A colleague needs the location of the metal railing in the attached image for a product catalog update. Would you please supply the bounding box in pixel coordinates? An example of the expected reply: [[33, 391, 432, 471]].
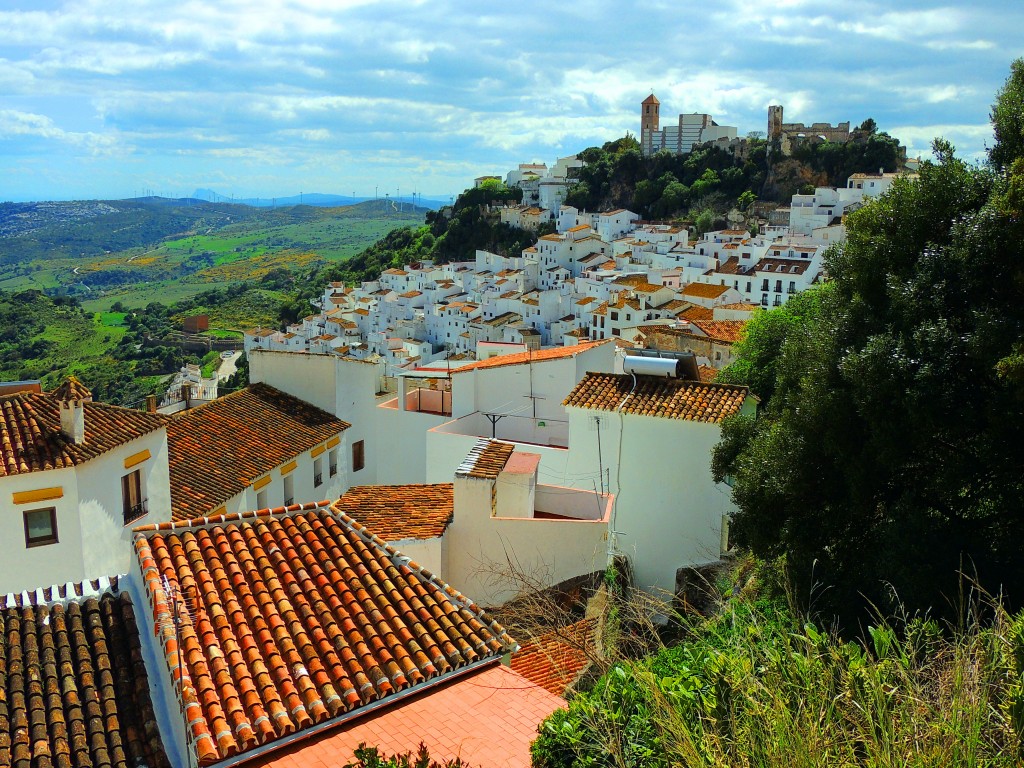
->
[[124, 500, 148, 526]]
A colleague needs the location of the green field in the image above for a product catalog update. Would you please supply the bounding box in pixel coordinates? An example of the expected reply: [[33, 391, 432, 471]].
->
[[0, 199, 424, 310]]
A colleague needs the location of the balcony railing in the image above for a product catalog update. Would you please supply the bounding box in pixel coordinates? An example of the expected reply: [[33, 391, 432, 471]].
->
[[123, 500, 148, 526]]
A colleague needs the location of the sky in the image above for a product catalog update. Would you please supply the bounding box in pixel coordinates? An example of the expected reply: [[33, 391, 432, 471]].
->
[[1, 0, 1022, 203]]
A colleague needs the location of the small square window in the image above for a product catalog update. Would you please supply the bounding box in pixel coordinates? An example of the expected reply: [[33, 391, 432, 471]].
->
[[353, 440, 365, 472], [24, 507, 58, 548]]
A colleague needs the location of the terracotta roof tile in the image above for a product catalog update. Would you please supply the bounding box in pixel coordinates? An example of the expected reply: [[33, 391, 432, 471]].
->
[[511, 619, 596, 696], [51, 375, 92, 401], [332, 484, 454, 541], [677, 305, 713, 322], [167, 383, 349, 520], [0, 392, 169, 477], [0, 590, 170, 768], [563, 373, 750, 423], [698, 364, 718, 383], [681, 282, 730, 299], [133, 505, 515, 765], [690, 319, 747, 343], [450, 340, 610, 373], [455, 439, 515, 479]]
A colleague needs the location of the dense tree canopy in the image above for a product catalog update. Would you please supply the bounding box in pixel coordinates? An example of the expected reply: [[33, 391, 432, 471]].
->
[[713, 61, 1024, 624]]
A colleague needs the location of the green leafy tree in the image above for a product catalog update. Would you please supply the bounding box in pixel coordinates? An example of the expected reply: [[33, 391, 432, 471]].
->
[[712, 61, 1024, 624]]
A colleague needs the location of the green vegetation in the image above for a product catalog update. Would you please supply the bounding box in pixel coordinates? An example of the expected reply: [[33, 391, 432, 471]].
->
[[711, 61, 1024, 625], [561, 125, 902, 226], [532, 559, 1024, 767], [343, 745, 468, 768], [0, 199, 423, 309]]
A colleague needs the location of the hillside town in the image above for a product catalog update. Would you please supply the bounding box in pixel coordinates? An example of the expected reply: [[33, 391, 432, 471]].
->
[[244, 100, 914, 377], [0, 98, 920, 768]]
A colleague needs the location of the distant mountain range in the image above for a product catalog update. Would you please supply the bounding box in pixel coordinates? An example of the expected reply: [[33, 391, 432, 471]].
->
[[191, 188, 451, 210]]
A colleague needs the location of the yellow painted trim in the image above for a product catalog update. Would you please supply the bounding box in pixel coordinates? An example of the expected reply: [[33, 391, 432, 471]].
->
[[280, 460, 297, 476], [311, 444, 326, 458], [253, 476, 271, 491], [326, 436, 341, 449], [13, 487, 64, 505], [212, 506, 226, 516], [123, 449, 152, 469]]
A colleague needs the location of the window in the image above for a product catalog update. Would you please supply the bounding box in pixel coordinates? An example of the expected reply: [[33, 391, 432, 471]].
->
[[314, 456, 323, 488], [24, 507, 58, 548], [122, 469, 147, 525], [256, 489, 268, 509], [610, 311, 618, 321], [761, 294, 769, 306], [283, 475, 294, 506], [329, 448, 338, 477], [773, 295, 782, 306], [745, 281, 751, 293], [789, 281, 797, 294], [775, 280, 783, 293], [761, 279, 769, 291], [353, 440, 365, 472]]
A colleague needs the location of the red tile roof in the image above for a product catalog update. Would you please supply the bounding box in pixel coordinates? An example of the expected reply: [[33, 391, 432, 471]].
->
[[456, 439, 515, 479], [677, 305, 713, 322], [511, 618, 596, 696], [450, 340, 611, 373], [681, 282, 730, 299], [0, 589, 170, 768], [332, 484, 454, 541], [690, 319, 747, 344], [0, 391, 169, 477], [244, 664, 563, 768], [51, 375, 93, 401], [133, 504, 515, 765], [167, 383, 350, 520], [563, 373, 751, 423]]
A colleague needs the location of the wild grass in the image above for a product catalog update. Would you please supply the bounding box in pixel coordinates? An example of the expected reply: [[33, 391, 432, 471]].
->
[[532, 560, 1024, 768]]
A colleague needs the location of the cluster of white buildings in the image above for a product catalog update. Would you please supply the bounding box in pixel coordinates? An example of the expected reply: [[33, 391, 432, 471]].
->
[[245, 195, 867, 376]]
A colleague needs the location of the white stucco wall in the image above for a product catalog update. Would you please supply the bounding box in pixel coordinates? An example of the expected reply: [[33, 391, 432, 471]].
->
[[446, 476, 610, 606], [250, 350, 382, 487], [564, 404, 745, 594], [0, 428, 172, 594], [77, 430, 172, 579], [1, 466, 84, 594]]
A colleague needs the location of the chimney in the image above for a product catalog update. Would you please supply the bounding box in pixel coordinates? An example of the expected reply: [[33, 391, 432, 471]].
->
[[53, 376, 92, 445], [146, 394, 157, 413]]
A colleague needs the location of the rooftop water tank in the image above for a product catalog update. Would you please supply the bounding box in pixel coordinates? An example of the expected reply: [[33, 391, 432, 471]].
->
[[622, 355, 681, 378]]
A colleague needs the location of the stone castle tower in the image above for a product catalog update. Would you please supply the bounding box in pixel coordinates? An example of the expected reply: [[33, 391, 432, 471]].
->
[[768, 105, 783, 140], [641, 93, 660, 154]]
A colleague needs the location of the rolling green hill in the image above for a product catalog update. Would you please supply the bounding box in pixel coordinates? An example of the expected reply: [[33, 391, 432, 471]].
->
[[0, 198, 424, 309]]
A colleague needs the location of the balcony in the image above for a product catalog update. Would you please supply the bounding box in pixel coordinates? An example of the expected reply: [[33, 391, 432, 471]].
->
[[123, 500, 148, 526]]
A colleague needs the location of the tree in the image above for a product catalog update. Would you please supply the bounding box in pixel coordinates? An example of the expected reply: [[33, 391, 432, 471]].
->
[[990, 59, 1024, 170], [713, 61, 1024, 625]]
